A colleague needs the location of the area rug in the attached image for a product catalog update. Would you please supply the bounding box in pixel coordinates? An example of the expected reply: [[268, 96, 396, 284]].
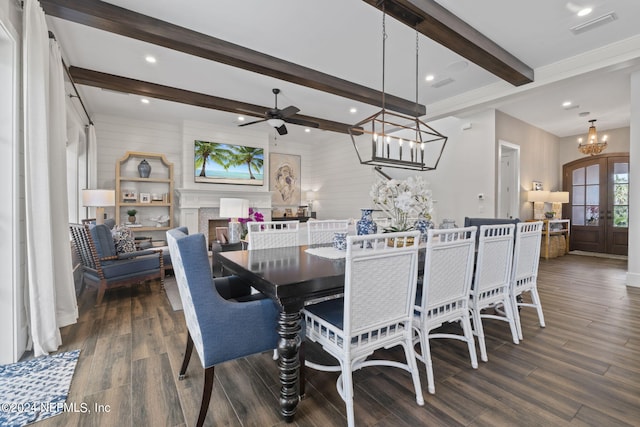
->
[[0, 349, 80, 426], [164, 276, 183, 311]]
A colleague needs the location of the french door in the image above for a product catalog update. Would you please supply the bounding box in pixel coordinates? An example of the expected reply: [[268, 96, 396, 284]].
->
[[563, 153, 629, 255]]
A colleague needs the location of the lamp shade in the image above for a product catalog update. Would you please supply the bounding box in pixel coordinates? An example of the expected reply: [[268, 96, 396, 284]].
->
[[82, 189, 115, 207], [527, 190, 549, 203], [547, 191, 569, 203], [219, 198, 249, 219]]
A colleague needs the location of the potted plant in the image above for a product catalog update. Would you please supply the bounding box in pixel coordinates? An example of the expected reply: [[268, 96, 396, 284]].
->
[[127, 209, 138, 223], [545, 211, 555, 219]]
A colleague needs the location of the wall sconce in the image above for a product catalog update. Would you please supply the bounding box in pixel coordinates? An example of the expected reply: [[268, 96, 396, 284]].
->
[[219, 198, 249, 244], [527, 190, 550, 220], [82, 189, 115, 225], [547, 191, 569, 219]]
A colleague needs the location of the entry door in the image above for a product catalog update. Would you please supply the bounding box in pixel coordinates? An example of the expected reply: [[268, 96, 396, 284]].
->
[[563, 153, 629, 255]]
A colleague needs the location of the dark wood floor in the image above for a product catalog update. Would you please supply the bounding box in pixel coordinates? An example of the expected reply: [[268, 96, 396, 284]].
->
[[38, 254, 639, 427]]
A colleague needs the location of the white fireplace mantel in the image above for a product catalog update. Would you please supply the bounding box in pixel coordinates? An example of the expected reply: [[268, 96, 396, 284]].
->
[[175, 188, 273, 236], [175, 188, 273, 209]]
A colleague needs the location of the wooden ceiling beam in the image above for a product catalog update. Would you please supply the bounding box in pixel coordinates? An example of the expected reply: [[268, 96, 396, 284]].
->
[[41, 0, 425, 117], [362, 0, 534, 86], [68, 67, 359, 135]]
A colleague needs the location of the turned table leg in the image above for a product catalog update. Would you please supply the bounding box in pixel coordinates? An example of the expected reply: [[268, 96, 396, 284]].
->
[[277, 308, 302, 422]]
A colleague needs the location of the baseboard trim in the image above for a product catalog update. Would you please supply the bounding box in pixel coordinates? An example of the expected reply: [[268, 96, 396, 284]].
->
[[626, 272, 640, 288]]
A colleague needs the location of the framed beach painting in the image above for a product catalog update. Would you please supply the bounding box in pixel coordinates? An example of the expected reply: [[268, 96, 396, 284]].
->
[[194, 140, 264, 185], [270, 153, 301, 207]]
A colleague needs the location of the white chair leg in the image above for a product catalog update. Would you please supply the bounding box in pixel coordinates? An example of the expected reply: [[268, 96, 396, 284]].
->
[[511, 292, 524, 341], [502, 297, 520, 345], [530, 287, 546, 328], [471, 308, 488, 362], [403, 340, 424, 405], [341, 368, 356, 427], [420, 335, 435, 394], [272, 348, 278, 360], [461, 315, 478, 369]]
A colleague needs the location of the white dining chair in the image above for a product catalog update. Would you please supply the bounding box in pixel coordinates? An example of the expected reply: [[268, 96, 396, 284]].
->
[[247, 220, 299, 250], [510, 221, 545, 340], [469, 223, 518, 362], [307, 219, 350, 245], [303, 231, 424, 427], [413, 226, 478, 394]]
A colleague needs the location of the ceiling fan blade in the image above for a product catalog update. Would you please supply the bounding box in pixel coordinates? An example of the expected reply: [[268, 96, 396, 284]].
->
[[279, 106, 300, 118], [276, 124, 288, 135], [284, 117, 320, 128], [238, 118, 267, 127]]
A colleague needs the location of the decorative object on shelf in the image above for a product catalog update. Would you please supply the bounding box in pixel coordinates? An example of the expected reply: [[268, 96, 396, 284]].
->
[[149, 214, 170, 227], [122, 190, 137, 202], [127, 209, 137, 223], [151, 193, 163, 201], [370, 175, 433, 232], [238, 207, 264, 239], [219, 198, 249, 244], [527, 189, 550, 220], [577, 119, 608, 156], [547, 191, 569, 219], [82, 189, 115, 225], [137, 159, 151, 178], [544, 211, 555, 219], [332, 232, 348, 251], [348, 6, 447, 171], [139, 192, 151, 203], [356, 209, 378, 235], [439, 219, 457, 229], [414, 216, 434, 242]]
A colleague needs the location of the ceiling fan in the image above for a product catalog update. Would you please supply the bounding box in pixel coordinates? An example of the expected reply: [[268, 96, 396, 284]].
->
[[239, 88, 318, 135]]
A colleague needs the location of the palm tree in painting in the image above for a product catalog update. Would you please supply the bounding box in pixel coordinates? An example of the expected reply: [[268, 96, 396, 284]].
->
[[194, 141, 232, 177], [228, 146, 264, 180]]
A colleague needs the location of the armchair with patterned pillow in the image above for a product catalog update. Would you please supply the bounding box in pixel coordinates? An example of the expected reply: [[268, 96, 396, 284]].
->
[[70, 223, 165, 305]]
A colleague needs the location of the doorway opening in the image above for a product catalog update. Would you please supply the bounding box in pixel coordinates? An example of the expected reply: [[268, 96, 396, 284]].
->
[[498, 140, 520, 219]]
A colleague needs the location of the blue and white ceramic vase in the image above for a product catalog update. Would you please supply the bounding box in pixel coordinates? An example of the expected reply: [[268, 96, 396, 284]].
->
[[414, 216, 434, 242], [138, 159, 151, 178], [356, 209, 377, 235]]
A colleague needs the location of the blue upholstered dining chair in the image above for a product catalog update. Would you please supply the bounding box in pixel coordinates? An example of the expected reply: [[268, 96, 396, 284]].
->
[[166, 228, 280, 427]]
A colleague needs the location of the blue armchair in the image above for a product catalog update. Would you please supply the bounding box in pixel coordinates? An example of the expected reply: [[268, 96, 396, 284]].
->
[[69, 223, 164, 305], [166, 228, 280, 427]]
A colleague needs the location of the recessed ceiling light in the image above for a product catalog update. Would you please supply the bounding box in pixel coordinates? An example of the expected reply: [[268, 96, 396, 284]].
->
[[425, 74, 435, 82], [577, 7, 592, 17], [237, 116, 245, 122], [145, 55, 157, 64], [141, 98, 150, 104], [562, 101, 572, 107], [349, 107, 357, 114], [305, 128, 311, 133]]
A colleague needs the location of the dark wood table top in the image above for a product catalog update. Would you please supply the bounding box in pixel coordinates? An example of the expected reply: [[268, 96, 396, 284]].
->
[[217, 245, 346, 308]]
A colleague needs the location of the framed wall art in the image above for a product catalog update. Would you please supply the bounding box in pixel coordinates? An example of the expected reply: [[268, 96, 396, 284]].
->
[[270, 153, 301, 207], [194, 140, 264, 185]]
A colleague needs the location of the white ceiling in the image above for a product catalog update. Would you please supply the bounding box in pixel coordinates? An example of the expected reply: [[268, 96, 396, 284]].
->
[[46, 0, 640, 142]]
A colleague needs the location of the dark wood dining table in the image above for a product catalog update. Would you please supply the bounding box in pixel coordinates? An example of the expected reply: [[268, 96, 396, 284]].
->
[[217, 245, 347, 422]]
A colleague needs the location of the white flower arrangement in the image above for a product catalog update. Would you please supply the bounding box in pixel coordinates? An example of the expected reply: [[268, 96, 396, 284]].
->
[[370, 176, 433, 232]]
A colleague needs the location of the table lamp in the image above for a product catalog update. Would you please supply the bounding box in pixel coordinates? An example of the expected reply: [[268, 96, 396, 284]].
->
[[82, 189, 116, 225], [527, 190, 549, 220], [219, 198, 249, 243], [547, 191, 569, 219], [306, 190, 316, 215]]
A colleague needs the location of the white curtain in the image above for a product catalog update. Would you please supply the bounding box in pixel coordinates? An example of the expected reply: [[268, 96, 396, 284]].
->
[[87, 124, 98, 189], [23, 0, 78, 356]]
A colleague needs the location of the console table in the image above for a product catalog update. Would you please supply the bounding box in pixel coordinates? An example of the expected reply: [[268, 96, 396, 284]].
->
[[540, 219, 570, 259]]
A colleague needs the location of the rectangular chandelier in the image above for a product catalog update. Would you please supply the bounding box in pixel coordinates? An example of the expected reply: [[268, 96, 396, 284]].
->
[[349, 109, 448, 171]]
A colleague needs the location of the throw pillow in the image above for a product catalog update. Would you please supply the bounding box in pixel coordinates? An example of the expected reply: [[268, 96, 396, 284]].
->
[[112, 225, 136, 254]]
